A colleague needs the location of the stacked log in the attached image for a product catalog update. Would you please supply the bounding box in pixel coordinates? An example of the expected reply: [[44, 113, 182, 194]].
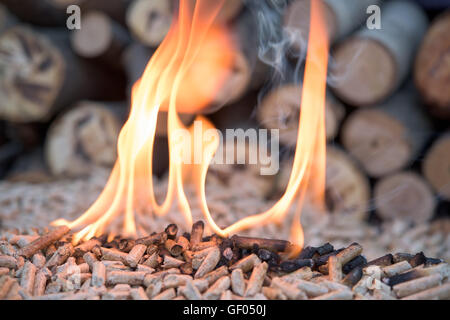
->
[[331, 0, 428, 107], [0, 0, 447, 229], [0, 26, 125, 123], [414, 11, 450, 119]]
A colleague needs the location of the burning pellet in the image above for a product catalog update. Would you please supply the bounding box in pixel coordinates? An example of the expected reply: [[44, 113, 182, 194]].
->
[[74, 238, 102, 257], [367, 254, 394, 267], [190, 221, 204, 247], [180, 263, 193, 275], [143, 252, 161, 269], [45, 245, 57, 259], [136, 232, 167, 246], [118, 239, 136, 253], [17, 226, 70, 258], [280, 259, 314, 273], [180, 280, 202, 300], [130, 287, 149, 300], [231, 235, 290, 252], [83, 252, 98, 271], [192, 241, 216, 251], [106, 271, 146, 286], [153, 288, 176, 300], [92, 261, 106, 287], [408, 252, 427, 267], [271, 277, 307, 300], [313, 250, 341, 267], [0, 255, 17, 269], [342, 255, 367, 274], [382, 260, 412, 277], [298, 246, 318, 259], [262, 287, 287, 300], [203, 276, 230, 300], [45, 243, 74, 268], [294, 279, 329, 297], [165, 224, 178, 240], [401, 282, 450, 300], [20, 261, 37, 294], [125, 244, 147, 268], [341, 266, 363, 288], [165, 239, 183, 256], [195, 247, 220, 279], [231, 269, 245, 296], [328, 256, 343, 282], [230, 254, 261, 273], [316, 243, 334, 256], [162, 255, 185, 269], [393, 273, 443, 298], [100, 247, 128, 263], [393, 253, 414, 264], [0, 276, 15, 299], [336, 243, 363, 265], [33, 270, 48, 296], [177, 236, 190, 252], [313, 289, 353, 300]]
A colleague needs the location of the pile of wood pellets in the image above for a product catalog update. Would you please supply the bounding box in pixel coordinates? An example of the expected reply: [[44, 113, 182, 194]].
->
[[0, 221, 449, 300]]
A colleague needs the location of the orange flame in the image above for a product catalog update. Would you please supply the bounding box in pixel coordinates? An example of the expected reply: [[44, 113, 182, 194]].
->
[[53, 0, 329, 251]]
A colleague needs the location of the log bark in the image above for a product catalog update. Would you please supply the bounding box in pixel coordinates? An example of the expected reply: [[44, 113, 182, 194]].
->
[[70, 11, 131, 70], [276, 145, 370, 221], [374, 171, 436, 223], [422, 132, 450, 201], [257, 84, 345, 147], [44, 100, 126, 177], [415, 11, 450, 119], [331, 0, 428, 107], [284, 0, 382, 53], [126, 0, 173, 47], [0, 26, 125, 122], [341, 83, 432, 178]]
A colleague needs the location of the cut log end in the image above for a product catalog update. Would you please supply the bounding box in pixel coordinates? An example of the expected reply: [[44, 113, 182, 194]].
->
[[126, 0, 172, 47], [341, 109, 410, 178], [331, 38, 396, 107], [415, 11, 450, 118], [423, 133, 450, 200], [257, 85, 345, 147], [71, 11, 114, 58], [0, 26, 64, 122], [324, 147, 370, 221], [374, 172, 436, 223], [45, 101, 122, 177]]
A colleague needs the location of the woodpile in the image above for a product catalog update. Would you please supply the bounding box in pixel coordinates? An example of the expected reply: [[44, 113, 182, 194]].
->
[[0, 222, 448, 300]]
